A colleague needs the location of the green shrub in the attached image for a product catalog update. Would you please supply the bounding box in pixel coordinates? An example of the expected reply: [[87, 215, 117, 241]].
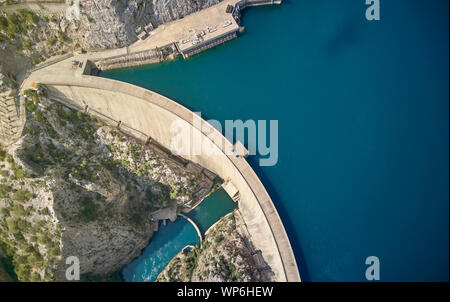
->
[[13, 168, 27, 179], [214, 234, 224, 244], [79, 197, 100, 222], [0, 184, 12, 198], [17, 9, 39, 25], [6, 217, 20, 234], [22, 40, 32, 51], [33, 110, 44, 122], [1, 207, 10, 217], [6, 155, 13, 164], [39, 207, 50, 216], [24, 100, 37, 112], [47, 36, 57, 46], [0, 149, 6, 161], [37, 234, 52, 246], [57, 30, 66, 43], [12, 205, 26, 216], [12, 190, 32, 203], [0, 15, 8, 31]]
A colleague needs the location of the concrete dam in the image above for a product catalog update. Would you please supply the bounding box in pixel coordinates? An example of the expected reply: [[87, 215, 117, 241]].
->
[[1, 0, 300, 282], [17, 56, 300, 282]]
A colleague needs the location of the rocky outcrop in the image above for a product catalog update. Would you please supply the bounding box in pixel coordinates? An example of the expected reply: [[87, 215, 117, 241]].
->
[[61, 0, 223, 49], [0, 89, 214, 281], [157, 210, 273, 282], [50, 0, 221, 49], [0, 0, 223, 77]]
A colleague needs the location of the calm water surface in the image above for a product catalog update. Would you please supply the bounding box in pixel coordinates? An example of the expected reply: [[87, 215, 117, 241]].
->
[[105, 0, 449, 281]]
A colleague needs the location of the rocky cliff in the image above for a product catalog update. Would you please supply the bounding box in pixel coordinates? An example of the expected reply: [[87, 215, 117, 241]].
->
[[0, 0, 223, 77], [80, 0, 223, 49], [0, 88, 215, 281]]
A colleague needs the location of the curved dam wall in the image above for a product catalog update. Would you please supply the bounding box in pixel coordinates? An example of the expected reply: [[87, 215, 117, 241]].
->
[[23, 70, 300, 282]]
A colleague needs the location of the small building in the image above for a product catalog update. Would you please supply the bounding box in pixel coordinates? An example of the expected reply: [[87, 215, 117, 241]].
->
[[137, 31, 148, 40], [144, 23, 154, 33], [135, 26, 144, 35], [222, 180, 240, 202]]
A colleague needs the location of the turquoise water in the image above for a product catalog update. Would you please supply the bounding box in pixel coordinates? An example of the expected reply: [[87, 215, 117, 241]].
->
[[122, 217, 200, 282], [122, 189, 236, 281], [186, 188, 238, 234], [104, 0, 449, 281]]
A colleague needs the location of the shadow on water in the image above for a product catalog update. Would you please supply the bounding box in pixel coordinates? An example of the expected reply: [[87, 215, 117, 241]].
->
[[326, 15, 362, 55], [248, 156, 310, 281]]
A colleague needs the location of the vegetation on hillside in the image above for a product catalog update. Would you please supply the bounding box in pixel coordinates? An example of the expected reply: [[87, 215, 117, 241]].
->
[[0, 87, 213, 281]]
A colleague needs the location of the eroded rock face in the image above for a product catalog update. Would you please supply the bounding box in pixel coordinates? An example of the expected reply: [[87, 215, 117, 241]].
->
[[79, 0, 223, 49], [0, 90, 214, 281], [0, 0, 223, 75]]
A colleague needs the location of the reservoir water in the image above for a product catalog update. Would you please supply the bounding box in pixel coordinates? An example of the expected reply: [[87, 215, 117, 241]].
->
[[104, 0, 449, 281]]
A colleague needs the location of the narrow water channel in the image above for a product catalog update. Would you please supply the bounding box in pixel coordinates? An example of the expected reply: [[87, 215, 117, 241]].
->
[[121, 188, 237, 282]]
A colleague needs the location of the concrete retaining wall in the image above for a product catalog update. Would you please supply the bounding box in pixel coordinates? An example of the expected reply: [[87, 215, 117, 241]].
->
[[180, 31, 238, 59], [25, 72, 300, 282], [238, 0, 282, 9], [94, 49, 164, 71], [0, 93, 25, 146]]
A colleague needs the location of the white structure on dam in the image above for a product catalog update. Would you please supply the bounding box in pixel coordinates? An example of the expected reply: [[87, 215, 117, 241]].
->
[[18, 56, 300, 282]]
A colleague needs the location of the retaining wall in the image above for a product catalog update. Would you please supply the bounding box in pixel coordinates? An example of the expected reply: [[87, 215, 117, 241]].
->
[[0, 92, 25, 146], [180, 31, 238, 59]]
